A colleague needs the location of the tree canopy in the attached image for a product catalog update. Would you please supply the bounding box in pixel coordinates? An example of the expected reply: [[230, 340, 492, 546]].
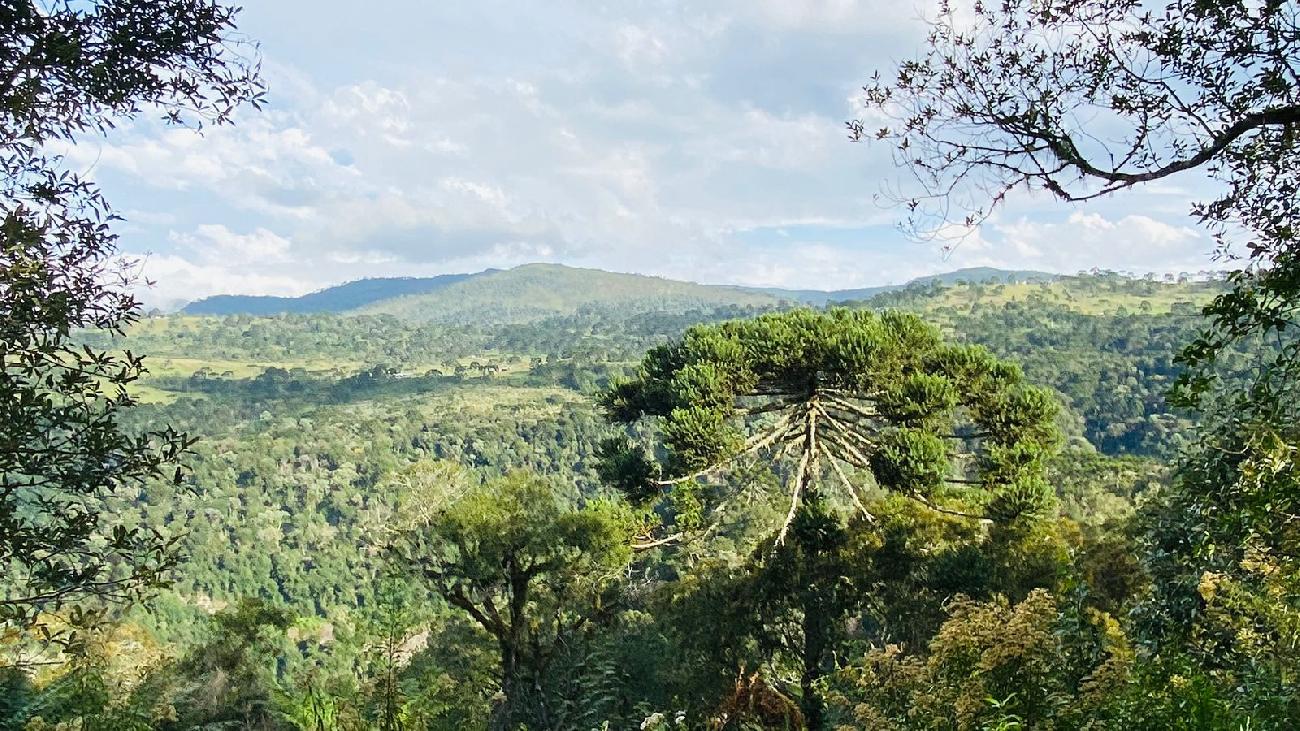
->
[[387, 465, 635, 730], [601, 308, 1061, 541]]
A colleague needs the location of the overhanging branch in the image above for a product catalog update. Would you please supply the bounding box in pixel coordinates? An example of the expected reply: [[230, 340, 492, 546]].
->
[[1033, 105, 1300, 194]]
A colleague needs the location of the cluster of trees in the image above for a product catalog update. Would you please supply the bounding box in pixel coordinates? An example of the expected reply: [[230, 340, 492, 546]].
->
[[0, 297, 1279, 729], [84, 303, 783, 373]]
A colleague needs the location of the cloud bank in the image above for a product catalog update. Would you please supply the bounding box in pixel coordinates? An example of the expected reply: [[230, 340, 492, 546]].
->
[[69, 0, 1222, 308]]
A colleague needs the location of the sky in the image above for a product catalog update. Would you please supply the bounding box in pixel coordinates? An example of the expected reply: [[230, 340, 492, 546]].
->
[[69, 0, 1223, 309]]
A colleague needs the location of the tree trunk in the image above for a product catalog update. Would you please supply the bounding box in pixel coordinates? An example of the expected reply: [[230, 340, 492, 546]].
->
[[490, 676, 525, 731], [490, 647, 524, 731], [796, 495, 831, 731], [800, 605, 827, 730]]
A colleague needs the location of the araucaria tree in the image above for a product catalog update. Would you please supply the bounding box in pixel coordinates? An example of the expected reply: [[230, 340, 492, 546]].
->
[[0, 1, 263, 642], [600, 308, 1059, 727], [601, 308, 1060, 538]]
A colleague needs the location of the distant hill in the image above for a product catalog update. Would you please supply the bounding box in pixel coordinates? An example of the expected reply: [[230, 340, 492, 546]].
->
[[178, 263, 1058, 321], [872, 271, 1224, 316], [354, 263, 784, 323], [181, 272, 482, 315], [756, 267, 1057, 305]]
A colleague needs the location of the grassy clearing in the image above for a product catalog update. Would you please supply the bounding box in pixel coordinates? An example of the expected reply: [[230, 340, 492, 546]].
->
[[128, 383, 186, 405], [138, 356, 414, 379]]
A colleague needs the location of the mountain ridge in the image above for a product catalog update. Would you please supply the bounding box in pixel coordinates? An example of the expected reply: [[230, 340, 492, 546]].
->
[[180, 263, 1057, 319], [353, 263, 784, 324], [754, 266, 1057, 305], [181, 271, 487, 315]]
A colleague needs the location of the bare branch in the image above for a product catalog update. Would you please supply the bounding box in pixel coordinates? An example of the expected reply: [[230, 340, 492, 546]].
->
[[775, 404, 818, 546]]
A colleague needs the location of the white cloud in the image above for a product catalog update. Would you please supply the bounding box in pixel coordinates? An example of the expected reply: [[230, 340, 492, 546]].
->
[[170, 225, 296, 264], [129, 253, 312, 310], [322, 82, 416, 147], [66, 0, 1222, 306], [614, 24, 670, 68], [665, 210, 1211, 292], [985, 213, 1204, 274]]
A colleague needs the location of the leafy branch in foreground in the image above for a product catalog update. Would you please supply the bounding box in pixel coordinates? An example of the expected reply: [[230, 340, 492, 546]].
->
[[854, 0, 1299, 240], [1, 0, 263, 650]]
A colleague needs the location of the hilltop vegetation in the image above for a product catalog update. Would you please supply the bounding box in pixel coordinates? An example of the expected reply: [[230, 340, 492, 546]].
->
[[754, 265, 1057, 305], [354, 264, 783, 323], [181, 264, 784, 320], [107, 272, 1231, 459], [175, 262, 1063, 319]]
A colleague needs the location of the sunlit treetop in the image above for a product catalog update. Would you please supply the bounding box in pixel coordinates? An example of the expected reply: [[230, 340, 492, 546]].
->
[[600, 308, 1061, 545]]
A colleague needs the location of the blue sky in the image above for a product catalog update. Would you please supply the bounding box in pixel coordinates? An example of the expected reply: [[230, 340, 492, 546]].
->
[[69, 1, 1220, 308]]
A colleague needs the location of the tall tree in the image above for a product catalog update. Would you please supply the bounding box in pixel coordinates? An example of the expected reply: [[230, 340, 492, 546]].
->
[[161, 598, 294, 731], [601, 308, 1060, 536], [600, 308, 1060, 726], [0, 1, 263, 644], [387, 464, 635, 730]]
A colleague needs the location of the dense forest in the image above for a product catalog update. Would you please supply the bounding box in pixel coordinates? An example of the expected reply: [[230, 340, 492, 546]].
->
[[6, 270, 1277, 729], [5, 1, 1300, 730]]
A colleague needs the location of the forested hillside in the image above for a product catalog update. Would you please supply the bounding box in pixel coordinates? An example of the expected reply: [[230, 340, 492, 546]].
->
[[175, 263, 1058, 318], [752, 266, 1057, 305], [182, 273, 480, 316], [6, 271, 1261, 729], [352, 264, 783, 323]]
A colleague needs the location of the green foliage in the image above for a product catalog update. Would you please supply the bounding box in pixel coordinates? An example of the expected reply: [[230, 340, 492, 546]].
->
[[1133, 382, 1300, 725], [870, 429, 948, 495], [594, 435, 662, 504], [389, 468, 635, 729], [596, 308, 1065, 727], [161, 598, 293, 730], [0, 0, 261, 646], [6, 272, 1284, 728], [357, 263, 784, 324], [602, 308, 1060, 530], [7, 601, 291, 731], [825, 590, 1133, 731]]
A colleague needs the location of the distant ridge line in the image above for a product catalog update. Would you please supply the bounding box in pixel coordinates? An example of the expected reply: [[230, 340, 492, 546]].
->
[[179, 262, 1057, 317]]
